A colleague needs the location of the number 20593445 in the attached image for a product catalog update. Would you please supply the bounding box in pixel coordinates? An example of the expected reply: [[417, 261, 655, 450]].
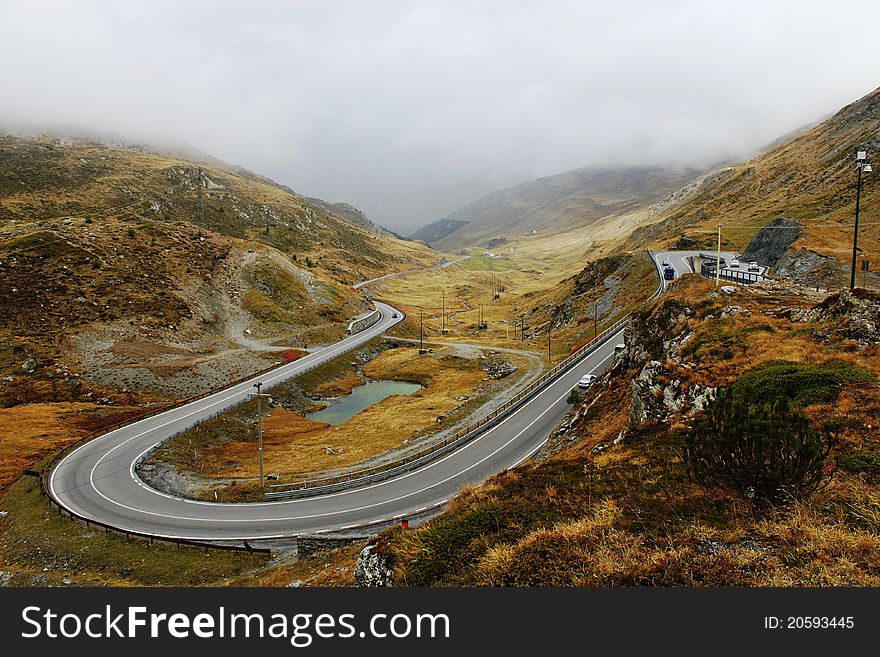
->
[[764, 617, 854, 629]]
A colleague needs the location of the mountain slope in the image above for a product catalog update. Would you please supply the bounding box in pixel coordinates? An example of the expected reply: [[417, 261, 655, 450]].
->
[[631, 86, 880, 285], [362, 277, 880, 586], [432, 166, 703, 251], [409, 218, 468, 244], [0, 132, 439, 404]]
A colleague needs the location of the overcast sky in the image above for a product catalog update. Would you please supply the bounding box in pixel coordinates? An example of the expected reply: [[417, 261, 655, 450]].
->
[[1, 1, 879, 231]]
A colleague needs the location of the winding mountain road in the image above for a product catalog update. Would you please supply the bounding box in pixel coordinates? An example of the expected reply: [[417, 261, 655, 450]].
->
[[48, 260, 635, 542]]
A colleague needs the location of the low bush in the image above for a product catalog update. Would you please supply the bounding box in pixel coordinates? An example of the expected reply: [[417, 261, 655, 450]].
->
[[685, 388, 832, 506], [729, 359, 873, 407]]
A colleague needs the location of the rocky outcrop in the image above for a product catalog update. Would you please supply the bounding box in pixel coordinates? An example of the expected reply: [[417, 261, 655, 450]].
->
[[629, 360, 714, 426], [354, 542, 394, 587], [21, 353, 37, 374], [623, 297, 716, 427], [740, 217, 803, 267], [571, 254, 628, 296], [795, 288, 880, 344], [774, 248, 848, 288], [481, 358, 517, 379]]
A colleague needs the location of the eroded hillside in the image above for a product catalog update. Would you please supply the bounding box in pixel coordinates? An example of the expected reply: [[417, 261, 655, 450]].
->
[[0, 133, 440, 406]]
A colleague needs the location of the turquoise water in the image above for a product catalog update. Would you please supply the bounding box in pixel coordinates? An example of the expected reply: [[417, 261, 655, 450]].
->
[[306, 380, 422, 426]]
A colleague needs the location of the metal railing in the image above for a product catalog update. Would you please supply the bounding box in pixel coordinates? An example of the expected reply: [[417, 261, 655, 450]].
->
[[266, 315, 631, 499], [266, 250, 664, 500], [700, 266, 765, 285]]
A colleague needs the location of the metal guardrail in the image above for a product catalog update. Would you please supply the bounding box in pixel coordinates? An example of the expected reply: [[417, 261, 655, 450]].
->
[[700, 266, 765, 285], [266, 250, 664, 500], [265, 313, 630, 499]]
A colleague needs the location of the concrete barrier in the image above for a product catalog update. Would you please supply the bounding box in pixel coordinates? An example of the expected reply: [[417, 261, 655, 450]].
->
[[347, 307, 382, 335]]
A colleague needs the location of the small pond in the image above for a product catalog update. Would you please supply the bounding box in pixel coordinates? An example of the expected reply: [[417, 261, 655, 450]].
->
[[306, 380, 422, 426]]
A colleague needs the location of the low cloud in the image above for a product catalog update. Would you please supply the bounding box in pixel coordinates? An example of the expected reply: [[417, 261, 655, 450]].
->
[[1, 0, 878, 228]]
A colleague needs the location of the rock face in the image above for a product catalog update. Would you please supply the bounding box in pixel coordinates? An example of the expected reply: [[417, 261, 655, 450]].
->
[[797, 288, 880, 344], [571, 254, 628, 296], [774, 248, 846, 287], [623, 298, 715, 427], [629, 360, 714, 426], [740, 217, 802, 267], [354, 543, 393, 587]]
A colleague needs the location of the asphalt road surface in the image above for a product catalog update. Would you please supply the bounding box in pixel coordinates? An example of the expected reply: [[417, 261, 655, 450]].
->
[[50, 311, 624, 540], [653, 250, 744, 290]]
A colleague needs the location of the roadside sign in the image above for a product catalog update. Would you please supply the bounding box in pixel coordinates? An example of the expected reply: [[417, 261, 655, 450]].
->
[[862, 260, 869, 271]]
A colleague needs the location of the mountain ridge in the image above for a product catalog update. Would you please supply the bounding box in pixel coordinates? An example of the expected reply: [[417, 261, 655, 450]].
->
[[429, 165, 704, 251]]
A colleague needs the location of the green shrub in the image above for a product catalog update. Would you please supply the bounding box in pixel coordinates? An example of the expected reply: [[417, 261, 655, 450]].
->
[[839, 450, 880, 475], [685, 388, 832, 505], [566, 388, 582, 405], [729, 360, 873, 407]]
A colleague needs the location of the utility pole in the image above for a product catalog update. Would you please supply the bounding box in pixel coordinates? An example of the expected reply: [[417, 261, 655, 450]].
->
[[547, 319, 552, 363], [441, 288, 447, 334], [520, 315, 525, 344], [851, 150, 872, 289], [251, 382, 270, 489], [715, 223, 722, 287], [419, 308, 427, 354], [263, 205, 270, 236], [593, 302, 598, 338]]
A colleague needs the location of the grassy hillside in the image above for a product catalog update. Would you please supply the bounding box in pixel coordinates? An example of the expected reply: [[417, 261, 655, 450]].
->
[[409, 218, 468, 244], [364, 276, 880, 586], [433, 166, 703, 251], [0, 132, 437, 281]]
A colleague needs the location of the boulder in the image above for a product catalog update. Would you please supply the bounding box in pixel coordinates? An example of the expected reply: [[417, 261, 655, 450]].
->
[[21, 354, 37, 374], [354, 543, 393, 587]]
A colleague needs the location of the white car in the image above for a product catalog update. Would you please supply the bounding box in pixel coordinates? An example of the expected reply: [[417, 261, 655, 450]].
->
[[729, 259, 740, 268], [748, 261, 760, 272], [577, 374, 597, 389]]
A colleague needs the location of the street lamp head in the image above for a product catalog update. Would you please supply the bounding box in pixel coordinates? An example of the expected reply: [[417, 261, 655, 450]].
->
[[858, 150, 867, 163], [864, 164, 873, 174]]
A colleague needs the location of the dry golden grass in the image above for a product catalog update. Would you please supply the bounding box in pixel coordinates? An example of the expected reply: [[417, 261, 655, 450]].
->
[[379, 248, 658, 365], [0, 402, 150, 493], [195, 347, 487, 477], [313, 374, 364, 397], [369, 277, 880, 587], [228, 542, 367, 587]]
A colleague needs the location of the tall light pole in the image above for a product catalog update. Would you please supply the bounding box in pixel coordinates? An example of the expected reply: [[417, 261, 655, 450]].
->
[[251, 381, 270, 489], [851, 150, 873, 289]]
